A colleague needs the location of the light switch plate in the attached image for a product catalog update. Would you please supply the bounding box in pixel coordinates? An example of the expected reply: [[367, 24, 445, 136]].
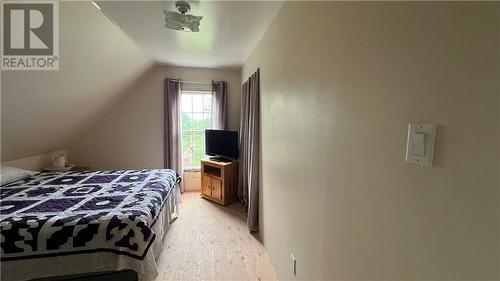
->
[[405, 123, 437, 166]]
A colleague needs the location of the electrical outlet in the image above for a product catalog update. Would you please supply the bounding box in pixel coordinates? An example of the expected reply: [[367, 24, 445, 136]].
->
[[290, 254, 296, 276]]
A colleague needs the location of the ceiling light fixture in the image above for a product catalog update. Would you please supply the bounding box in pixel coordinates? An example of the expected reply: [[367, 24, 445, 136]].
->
[[163, 1, 202, 32]]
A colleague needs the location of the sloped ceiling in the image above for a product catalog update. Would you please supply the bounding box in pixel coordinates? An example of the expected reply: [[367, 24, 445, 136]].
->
[[1, 2, 154, 161], [96, 0, 284, 68]]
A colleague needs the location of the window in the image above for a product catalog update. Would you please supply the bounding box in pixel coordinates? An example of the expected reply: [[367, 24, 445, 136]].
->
[[181, 91, 212, 170]]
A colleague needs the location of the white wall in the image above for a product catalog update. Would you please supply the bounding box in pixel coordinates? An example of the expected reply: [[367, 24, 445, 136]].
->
[[69, 66, 241, 170], [243, 2, 499, 280], [0, 2, 154, 162]]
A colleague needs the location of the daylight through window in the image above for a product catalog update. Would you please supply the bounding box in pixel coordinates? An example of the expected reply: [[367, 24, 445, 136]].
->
[[181, 91, 212, 170]]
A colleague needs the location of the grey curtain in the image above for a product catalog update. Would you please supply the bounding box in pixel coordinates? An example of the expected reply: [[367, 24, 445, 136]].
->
[[238, 69, 260, 232], [212, 80, 228, 130], [164, 78, 184, 191]]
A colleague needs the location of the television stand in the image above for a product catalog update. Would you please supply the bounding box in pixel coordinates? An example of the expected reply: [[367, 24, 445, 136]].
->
[[209, 156, 232, 163], [201, 159, 238, 206]]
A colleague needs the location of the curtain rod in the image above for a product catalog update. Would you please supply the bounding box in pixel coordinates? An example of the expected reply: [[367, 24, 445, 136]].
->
[[169, 79, 223, 85], [182, 80, 212, 84]]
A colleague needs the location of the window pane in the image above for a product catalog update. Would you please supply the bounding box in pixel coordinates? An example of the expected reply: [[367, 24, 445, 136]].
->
[[193, 132, 204, 150], [182, 134, 193, 169], [204, 112, 212, 129], [203, 94, 212, 112], [181, 112, 193, 130], [192, 113, 204, 130], [193, 94, 203, 112], [183, 152, 193, 170], [180, 90, 212, 171], [192, 150, 204, 169], [182, 133, 192, 151], [181, 95, 192, 112]]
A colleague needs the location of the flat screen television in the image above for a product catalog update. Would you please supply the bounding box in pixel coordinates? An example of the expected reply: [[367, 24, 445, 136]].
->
[[205, 129, 239, 162]]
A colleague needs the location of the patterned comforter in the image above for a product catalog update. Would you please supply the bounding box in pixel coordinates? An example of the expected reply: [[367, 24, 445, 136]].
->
[[0, 169, 180, 263]]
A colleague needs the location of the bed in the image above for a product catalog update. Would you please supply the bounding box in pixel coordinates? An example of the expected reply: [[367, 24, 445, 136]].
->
[[0, 169, 181, 281]]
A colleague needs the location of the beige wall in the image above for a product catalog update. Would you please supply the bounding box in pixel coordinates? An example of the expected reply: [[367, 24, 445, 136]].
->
[[1, 150, 66, 171], [0, 2, 154, 162], [69, 66, 241, 170], [243, 2, 499, 280]]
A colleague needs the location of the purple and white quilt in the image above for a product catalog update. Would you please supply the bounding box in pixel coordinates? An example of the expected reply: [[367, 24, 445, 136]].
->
[[0, 169, 180, 262]]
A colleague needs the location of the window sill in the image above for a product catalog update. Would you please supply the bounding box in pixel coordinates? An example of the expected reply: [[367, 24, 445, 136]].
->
[[183, 169, 201, 173]]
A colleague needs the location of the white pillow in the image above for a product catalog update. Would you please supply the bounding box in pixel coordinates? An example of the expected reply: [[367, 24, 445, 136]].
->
[[0, 166, 37, 185]]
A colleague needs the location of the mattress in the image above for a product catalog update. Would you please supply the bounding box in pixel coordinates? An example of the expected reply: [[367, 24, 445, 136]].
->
[[0, 169, 181, 281]]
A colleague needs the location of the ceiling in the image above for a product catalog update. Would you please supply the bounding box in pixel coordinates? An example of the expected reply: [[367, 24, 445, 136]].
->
[[95, 1, 283, 68]]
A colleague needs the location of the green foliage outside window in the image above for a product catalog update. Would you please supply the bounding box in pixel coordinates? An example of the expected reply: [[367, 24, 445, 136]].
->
[[181, 93, 212, 170]]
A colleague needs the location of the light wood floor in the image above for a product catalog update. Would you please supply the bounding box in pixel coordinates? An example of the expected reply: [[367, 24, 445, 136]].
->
[[156, 192, 276, 281]]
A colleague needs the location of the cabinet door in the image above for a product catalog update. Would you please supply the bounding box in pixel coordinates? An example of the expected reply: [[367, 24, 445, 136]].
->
[[211, 178, 222, 200], [201, 175, 212, 197]]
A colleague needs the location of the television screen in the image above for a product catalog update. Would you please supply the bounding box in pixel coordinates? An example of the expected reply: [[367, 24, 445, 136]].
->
[[205, 130, 239, 161]]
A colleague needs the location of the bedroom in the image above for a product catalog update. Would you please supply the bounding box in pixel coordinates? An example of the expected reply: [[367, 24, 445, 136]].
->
[[1, 1, 499, 281]]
